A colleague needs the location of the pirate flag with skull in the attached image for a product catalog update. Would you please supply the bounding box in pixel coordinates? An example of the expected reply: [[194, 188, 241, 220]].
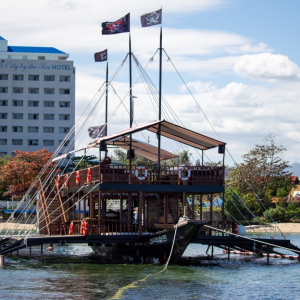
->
[[140, 9, 162, 27], [102, 13, 130, 35]]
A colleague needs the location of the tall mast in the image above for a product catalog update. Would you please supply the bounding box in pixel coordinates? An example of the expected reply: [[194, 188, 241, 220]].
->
[[129, 33, 133, 170], [105, 62, 108, 125], [158, 27, 162, 168], [157, 27, 163, 224], [105, 62, 108, 156]]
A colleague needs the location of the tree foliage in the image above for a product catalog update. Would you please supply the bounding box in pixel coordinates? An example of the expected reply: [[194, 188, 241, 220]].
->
[[227, 135, 292, 202], [0, 149, 54, 197]]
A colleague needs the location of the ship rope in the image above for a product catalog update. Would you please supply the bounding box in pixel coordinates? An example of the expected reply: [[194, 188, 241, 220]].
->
[[109, 223, 178, 300], [1, 49, 159, 239], [1, 53, 129, 237], [205, 225, 300, 254], [163, 48, 285, 238], [131, 51, 273, 238]]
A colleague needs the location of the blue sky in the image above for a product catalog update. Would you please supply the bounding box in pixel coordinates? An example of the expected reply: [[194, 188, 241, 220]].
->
[[1, 0, 299, 165]]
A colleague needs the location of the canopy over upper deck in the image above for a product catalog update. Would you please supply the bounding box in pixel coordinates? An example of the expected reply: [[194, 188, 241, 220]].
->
[[107, 136, 177, 162], [52, 120, 225, 162]]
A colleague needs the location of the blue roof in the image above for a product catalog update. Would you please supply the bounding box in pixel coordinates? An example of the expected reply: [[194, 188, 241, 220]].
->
[[7, 46, 66, 54], [0, 36, 5, 41]]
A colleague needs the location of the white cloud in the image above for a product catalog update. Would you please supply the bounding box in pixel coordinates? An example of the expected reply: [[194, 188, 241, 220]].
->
[[227, 42, 272, 54], [180, 81, 217, 93], [234, 53, 300, 80]]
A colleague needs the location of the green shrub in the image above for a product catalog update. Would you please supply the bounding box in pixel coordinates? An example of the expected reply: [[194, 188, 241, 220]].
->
[[263, 207, 291, 222]]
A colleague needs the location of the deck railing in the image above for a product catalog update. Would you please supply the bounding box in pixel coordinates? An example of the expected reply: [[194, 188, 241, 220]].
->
[[56, 165, 224, 189]]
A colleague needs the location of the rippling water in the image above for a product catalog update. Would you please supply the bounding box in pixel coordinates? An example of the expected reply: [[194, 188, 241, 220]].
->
[[1, 235, 300, 300]]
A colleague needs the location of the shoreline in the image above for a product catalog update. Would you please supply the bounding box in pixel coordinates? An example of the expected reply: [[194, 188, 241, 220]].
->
[[245, 223, 300, 233]]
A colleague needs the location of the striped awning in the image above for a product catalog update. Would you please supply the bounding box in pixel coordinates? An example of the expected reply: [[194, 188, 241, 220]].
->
[[107, 136, 178, 162]]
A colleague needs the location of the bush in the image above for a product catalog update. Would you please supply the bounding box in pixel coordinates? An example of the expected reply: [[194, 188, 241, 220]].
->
[[263, 207, 291, 222]]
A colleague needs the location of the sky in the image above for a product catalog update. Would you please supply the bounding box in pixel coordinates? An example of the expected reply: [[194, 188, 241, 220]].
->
[[1, 0, 299, 166]]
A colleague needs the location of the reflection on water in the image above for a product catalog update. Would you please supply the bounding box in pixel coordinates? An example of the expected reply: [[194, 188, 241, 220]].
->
[[0, 236, 300, 300]]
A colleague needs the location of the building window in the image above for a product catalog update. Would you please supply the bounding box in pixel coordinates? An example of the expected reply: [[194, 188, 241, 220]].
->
[[13, 75, 23, 81], [59, 114, 70, 121], [60, 76, 70, 82], [59, 140, 70, 146], [43, 140, 54, 146], [28, 88, 39, 94], [28, 127, 38, 133], [0, 100, 7, 106], [0, 113, 7, 119], [12, 139, 23, 145], [44, 75, 55, 81], [12, 100, 23, 107], [44, 127, 54, 133], [0, 75, 8, 80], [28, 139, 38, 146], [44, 114, 54, 120], [59, 89, 70, 95], [0, 126, 7, 132], [59, 127, 70, 133], [59, 102, 70, 108], [29, 75, 39, 81], [0, 139, 7, 145], [0, 152, 7, 156], [28, 101, 39, 107], [12, 113, 23, 119], [12, 126, 23, 132], [28, 114, 38, 120], [38, 56, 45, 60], [0, 87, 8, 93], [44, 101, 54, 107], [13, 87, 23, 94], [44, 88, 54, 94]]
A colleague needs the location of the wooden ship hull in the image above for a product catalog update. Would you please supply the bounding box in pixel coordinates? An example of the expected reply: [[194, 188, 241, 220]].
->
[[90, 220, 204, 264]]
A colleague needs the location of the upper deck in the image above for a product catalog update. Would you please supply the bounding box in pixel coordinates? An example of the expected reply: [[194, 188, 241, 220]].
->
[[56, 164, 225, 194]]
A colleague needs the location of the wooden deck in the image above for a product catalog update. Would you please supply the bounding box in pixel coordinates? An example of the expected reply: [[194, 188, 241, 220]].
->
[[55, 165, 224, 189]]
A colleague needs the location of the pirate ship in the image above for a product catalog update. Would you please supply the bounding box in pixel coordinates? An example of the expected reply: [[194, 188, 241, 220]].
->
[[2, 21, 299, 264]]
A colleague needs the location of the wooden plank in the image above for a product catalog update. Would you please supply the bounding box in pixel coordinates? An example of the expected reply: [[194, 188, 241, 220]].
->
[[38, 179, 51, 235], [55, 184, 67, 223]]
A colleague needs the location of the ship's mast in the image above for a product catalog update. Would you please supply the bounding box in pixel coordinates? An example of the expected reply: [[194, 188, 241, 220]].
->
[[129, 34, 133, 171], [157, 27, 163, 224], [105, 62, 108, 156]]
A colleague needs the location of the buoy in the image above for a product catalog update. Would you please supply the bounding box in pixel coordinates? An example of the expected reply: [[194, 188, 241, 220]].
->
[[233, 223, 238, 234], [87, 168, 91, 183], [64, 175, 69, 188], [135, 166, 148, 180], [83, 221, 88, 236], [178, 167, 191, 181], [69, 222, 74, 235], [76, 171, 80, 185], [0, 255, 4, 266], [237, 225, 246, 236], [56, 174, 61, 188]]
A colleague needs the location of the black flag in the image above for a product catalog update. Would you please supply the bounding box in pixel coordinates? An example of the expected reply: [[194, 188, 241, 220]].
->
[[94, 49, 107, 62], [88, 125, 107, 139], [102, 13, 130, 35], [141, 9, 162, 27]]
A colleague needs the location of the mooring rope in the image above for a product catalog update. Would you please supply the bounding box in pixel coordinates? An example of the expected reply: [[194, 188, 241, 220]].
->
[[110, 223, 178, 300]]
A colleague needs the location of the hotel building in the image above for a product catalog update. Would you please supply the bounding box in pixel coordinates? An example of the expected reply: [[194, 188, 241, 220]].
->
[[0, 36, 75, 156]]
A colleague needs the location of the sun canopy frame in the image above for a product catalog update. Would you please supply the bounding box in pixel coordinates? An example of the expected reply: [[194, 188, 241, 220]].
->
[[107, 136, 178, 162], [52, 120, 225, 162]]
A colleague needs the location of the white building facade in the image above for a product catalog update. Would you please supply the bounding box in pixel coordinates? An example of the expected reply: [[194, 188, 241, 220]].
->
[[0, 36, 75, 156]]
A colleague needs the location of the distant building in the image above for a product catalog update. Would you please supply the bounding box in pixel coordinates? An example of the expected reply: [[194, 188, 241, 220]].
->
[[0, 36, 75, 156]]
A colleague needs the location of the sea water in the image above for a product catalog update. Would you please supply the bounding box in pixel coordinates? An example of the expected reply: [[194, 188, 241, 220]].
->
[[0, 235, 299, 300]]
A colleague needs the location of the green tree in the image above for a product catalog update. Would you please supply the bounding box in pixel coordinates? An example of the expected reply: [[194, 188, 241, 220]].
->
[[227, 135, 292, 213]]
